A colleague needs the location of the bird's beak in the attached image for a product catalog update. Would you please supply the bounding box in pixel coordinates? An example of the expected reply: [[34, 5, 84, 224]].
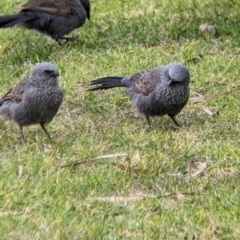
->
[[168, 79, 175, 86], [52, 72, 59, 77]]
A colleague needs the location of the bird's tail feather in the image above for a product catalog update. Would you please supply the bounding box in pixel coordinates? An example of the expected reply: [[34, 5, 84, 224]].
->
[[0, 14, 37, 28], [89, 77, 127, 91]]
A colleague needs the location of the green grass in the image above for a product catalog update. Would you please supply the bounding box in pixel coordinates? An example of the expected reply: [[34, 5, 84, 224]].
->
[[1, 0, 240, 239]]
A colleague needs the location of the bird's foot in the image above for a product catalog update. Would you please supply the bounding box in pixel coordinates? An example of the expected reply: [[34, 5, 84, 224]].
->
[[57, 35, 79, 45]]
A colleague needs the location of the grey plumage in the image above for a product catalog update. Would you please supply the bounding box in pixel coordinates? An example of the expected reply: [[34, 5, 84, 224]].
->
[[0, 62, 63, 142], [0, 0, 90, 43], [89, 62, 190, 127]]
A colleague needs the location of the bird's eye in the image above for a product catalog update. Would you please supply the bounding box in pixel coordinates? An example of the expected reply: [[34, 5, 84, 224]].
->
[[44, 70, 53, 74]]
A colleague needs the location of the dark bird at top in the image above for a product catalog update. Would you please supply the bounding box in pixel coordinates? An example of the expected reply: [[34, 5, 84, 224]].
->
[[89, 63, 190, 127], [0, 0, 90, 43]]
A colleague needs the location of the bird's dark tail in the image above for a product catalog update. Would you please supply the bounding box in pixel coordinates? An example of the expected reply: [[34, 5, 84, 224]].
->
[[0, 14, 37, 28], [89, 77, 127, 91], [81, 0, 91, 20]]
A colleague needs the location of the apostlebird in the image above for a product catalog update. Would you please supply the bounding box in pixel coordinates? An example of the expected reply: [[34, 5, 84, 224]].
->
[[0, 0, 90, 43], [0, 62, 63, 142], [89, 62, 190, 127]]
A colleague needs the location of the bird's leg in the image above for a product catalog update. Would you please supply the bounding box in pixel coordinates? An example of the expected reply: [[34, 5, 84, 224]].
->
[[168, 115, 180, 127], [19, 126, 25, 143], [40, 123, 51, 139], [145, 115, 151, 128]]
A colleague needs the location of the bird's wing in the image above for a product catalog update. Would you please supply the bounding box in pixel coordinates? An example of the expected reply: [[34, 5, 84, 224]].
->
[[1, 75, 31, 104], [1, 88, 23, 103], [20, 0, 73, 16], [130, 71, 157, 96]]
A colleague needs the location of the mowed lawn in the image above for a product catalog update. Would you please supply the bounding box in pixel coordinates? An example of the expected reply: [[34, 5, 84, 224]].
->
[[0, 0, 240, 239]]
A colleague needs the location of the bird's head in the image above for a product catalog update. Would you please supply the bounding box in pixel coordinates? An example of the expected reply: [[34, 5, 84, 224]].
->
[[166, 63, 190, 87], [31, 62, 59, 78]]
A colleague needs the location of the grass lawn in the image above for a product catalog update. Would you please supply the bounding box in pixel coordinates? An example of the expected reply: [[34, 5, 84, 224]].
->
[[0, 0, 240, 239]]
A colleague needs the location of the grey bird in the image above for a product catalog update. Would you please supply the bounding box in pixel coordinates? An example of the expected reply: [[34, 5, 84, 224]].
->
[[89, 62, 190, 127], [0, 62, 63, 142], [0, 0, 90, 43]]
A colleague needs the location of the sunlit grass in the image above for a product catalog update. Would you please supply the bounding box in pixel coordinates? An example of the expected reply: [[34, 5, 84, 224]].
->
[[0, 0, 240, 238]]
